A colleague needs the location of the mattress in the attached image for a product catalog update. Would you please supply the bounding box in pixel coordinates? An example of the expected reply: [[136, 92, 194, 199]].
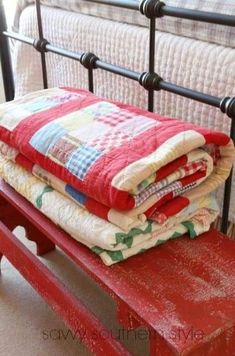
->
[[11, 4, 235, 224], [14, 0, 235, 47]]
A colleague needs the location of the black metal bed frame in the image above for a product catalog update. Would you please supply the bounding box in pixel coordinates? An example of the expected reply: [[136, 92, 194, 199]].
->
[[0, 0, 234, 234]]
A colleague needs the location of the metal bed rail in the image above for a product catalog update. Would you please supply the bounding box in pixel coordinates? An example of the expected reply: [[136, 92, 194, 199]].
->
[[0, 0, 234, 233]]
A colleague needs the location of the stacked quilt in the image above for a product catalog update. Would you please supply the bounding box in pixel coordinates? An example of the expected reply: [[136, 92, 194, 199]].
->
[[0, 87, 234, 265]]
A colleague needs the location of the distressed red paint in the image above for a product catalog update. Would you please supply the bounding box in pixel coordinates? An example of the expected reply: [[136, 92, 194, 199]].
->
[[0, 179, 234, 355]]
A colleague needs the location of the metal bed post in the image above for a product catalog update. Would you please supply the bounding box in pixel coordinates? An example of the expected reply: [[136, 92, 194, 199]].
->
[[146, 6, 156, 113], [148, 17, 155, 112], [0, 0, 14, 101], [220, 97, 235, 233], [80, 52, 99, 93], [35, 0, 48, 89], [140, 0, 165, 112]]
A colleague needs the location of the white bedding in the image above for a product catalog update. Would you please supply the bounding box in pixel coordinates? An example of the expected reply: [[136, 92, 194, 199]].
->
[[13, 0, 235, 47], [10, 3, 235, 225]]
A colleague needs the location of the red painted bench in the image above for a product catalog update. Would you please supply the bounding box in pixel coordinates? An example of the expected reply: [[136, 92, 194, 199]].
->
[[0, 179, 234, 355]]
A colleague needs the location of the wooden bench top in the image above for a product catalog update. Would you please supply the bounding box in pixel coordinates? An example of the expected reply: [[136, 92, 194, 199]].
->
[[0, 179, 235, 355]]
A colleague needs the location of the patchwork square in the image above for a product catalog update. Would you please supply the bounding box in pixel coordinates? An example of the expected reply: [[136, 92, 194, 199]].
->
[[65, 145, 102, 180], [51, 92, 83, 104], [65, 184, 87, 206], [47, 135, 82, 166], [54, 102, 118, 134], [69, 121, 109, 143], [0, 89, 84, 132], [30, 122, 67, 155], [81, 102, 119, 118], [117, 115, 160, 136], [22, 91, 80, 112], [22, 98, 55, 113], [97, 109, 135, 127], [89, 130, 131, 153], [0, 106, 31, 131], [55, 111, 93, 131]]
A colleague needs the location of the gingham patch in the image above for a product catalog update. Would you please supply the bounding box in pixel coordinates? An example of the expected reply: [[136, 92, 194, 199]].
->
[[97, 109, 135, 127], [88, 130, 131, 153], [149, 181, 198, 224], [134, 160, 207, 207], [184, 160, 207, 175], [135, 181, 182, 207], [65, 145, 102, 180], [172, 182, 197, 198]]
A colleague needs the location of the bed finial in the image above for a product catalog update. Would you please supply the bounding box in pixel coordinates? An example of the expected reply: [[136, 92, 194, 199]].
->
[[139, 0, 165, 18], [80, 52, 99, 70], [220, 97, 235, 120], [33, 38, 49, 53], [138, 71, 163, 91]]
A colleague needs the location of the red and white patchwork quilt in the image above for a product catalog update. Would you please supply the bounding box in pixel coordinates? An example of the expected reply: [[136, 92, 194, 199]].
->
[[0, 87, 234, 264]]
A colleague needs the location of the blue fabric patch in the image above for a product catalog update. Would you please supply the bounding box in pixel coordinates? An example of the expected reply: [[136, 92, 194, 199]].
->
[[65, 184, 87, 206], [30, 122, 66, 155], [65, 145, 102, 180]]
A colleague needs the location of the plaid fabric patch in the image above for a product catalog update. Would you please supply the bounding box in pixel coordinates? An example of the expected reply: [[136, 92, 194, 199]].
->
[[135, 181, 182, 207], [172, 181, 197, 198], [149, 181, 198, 224], [65, 144, 102, 180], [97, 109, 135, 127], [184, 160, 207, 175], [88, 130, 131, 153], [47, 135, 82, 166], [134, 160, 207, 207], [156, 181, 182, 199]]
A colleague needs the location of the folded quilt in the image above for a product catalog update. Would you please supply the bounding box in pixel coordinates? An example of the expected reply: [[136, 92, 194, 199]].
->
[[0, 87, 234, 264], [0, 154, 219, 265], [0, 139, 213, 231], [0, 88, 234, 222]]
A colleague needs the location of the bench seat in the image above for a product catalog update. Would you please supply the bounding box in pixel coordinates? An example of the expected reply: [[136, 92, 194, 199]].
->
[[0, 179, 234, 355]]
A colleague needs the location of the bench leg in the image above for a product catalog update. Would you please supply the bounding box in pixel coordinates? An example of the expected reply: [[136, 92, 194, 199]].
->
[[117, 301, 175, 355], [149, 330, 176, 356], [117, 301, 141, 330], [24, 221, 56, 256], [0, 199, 55, 256], [0, 221, 129, 355]]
